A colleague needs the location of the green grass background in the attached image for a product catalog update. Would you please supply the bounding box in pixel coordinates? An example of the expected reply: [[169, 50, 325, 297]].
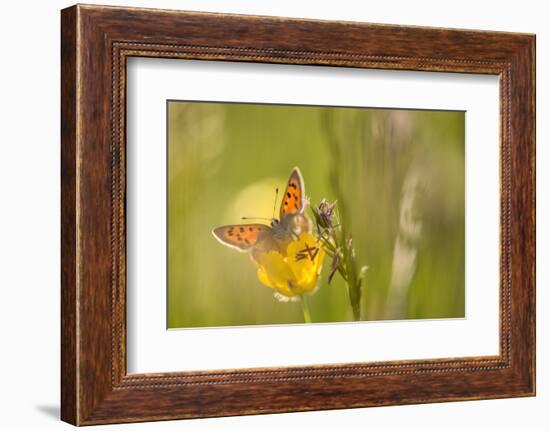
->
[[167, 101, 465, 328]]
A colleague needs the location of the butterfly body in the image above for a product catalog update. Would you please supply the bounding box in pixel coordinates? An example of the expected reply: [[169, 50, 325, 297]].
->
[[273, 213, 310, 240], [212, 167, 311, 257]]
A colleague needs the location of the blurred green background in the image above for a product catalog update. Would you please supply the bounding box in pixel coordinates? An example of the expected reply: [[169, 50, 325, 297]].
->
[[167, 101, 465, 328]]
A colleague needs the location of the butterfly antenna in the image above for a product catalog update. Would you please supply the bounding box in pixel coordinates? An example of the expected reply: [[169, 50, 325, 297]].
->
[[272, 188, 279, 219], [240, 187, 279, 222]]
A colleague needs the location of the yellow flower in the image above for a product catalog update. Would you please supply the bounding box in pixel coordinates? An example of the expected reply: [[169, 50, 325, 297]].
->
[[255, 233, 325, 301]]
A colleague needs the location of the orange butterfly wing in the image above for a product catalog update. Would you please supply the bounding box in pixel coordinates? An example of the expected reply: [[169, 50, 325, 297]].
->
[[212, 224, 271, 252], [280, 167, 306, 219]]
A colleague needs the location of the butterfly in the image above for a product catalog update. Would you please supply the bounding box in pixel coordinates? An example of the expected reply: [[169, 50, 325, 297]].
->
[[212, 167, 311, 259]]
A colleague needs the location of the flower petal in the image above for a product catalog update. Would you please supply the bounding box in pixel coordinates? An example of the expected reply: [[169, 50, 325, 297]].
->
[[256, 250, 296, 296], [287, 233, 325, 294], [256, 266, 274, 289]]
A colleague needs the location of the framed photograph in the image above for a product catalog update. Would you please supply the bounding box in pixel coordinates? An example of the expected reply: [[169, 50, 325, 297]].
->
[[61, 4, 535, 425]]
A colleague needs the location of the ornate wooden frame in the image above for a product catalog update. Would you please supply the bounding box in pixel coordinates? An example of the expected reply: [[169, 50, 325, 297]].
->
[[61, 4, 535, 425]]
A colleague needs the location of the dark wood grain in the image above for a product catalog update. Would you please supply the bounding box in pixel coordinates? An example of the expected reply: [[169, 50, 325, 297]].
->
[[61, 4, 535, 425], [60, 6, 77, 425]]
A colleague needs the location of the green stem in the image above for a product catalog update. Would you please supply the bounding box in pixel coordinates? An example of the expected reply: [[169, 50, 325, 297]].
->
[[300, 295, 312, 324]]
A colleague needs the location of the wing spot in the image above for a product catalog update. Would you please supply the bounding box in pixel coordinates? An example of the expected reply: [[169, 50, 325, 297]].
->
[[249, 227, 253, 231], [227, 231, 233, 236], [284, 201, 288, 205], [293, 194, 298, 200], [244, 239, 250, 245], [239, 227, 244, 233], [286, 192, 291, 198]]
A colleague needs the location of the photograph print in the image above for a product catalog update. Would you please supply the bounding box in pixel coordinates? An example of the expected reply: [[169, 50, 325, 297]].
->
[[167, 100, 465, 328]]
